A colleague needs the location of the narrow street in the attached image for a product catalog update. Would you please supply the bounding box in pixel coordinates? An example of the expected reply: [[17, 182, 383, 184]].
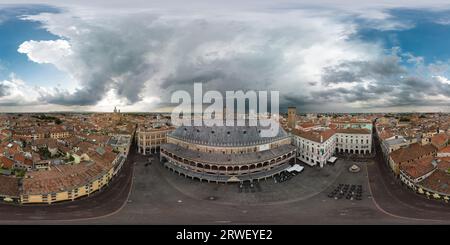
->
[[367, 126, 450, 221]]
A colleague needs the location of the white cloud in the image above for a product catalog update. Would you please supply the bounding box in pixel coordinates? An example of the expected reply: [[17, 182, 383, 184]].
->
[[0, 74, 43, 106], [17, 39, 73, 65], [7, 2, 450, 112], [15, 7, 385, 112], [433, 75, 450, 84], [435, 18, 450, 25]]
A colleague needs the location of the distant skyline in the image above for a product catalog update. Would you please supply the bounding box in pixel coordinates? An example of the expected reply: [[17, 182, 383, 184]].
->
[[1, 1, 450, 112]]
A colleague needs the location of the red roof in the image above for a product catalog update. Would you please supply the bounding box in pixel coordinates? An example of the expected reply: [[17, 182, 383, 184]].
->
[[400, 156, 436, 179], [13, 153, 25, 163], [391, 143, 436, 164], [0, 156, 14, 169], [292, 129, 335, 143], [431, 133, 448, 148]]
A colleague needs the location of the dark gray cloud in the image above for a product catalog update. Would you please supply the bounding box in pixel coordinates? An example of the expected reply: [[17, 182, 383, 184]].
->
[[321, 55, 405, 86], [317, 54, 450, 109], [25, 9, 347, 109], [38, 13, 170, 105], [15, 4, 450, 112], [0, 83, 10, 97]]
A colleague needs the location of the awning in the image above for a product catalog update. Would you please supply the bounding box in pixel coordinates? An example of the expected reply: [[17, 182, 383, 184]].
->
[[227, 176, 241, 182], [3, 197, 13, 202], [286, 164, 304, 173], [328, 157, 337, 163]]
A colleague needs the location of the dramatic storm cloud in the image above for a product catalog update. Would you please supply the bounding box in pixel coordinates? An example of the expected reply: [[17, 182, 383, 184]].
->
[[16, 7, 380, 111], [2, 1, 450, 112], [319, 49, 450, 110]]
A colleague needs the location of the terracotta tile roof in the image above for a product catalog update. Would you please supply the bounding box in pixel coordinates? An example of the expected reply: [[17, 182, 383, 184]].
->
[[0, 142, 21, 153], [292, 129, 335, 143], [0, 175, 20, 197], [329, 124, 338, 129], [390, 143, 436, 164], [437, 158, 450, 171], [431, 133, 448, 148], [84, 135, 110, 144], [0, 156, 14, 169], [22, 145, 118, 195], [299, 122, 316, 128], [400, 156, 436, 179], [379, 130, 394, 140], [75, 141, 95, 155], [31, 138, 58, 148], [419, 169, 450, 195], [13, 153, 25, 163], [438, 145, 450, 154], [335, 128, 371, 134], [58, 144, 70, 154], [24, 158, 33, 166]]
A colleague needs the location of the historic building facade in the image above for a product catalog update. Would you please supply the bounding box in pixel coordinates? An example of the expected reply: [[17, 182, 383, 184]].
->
[[137, 125, 175, 155], [335, 129, 372, 155], [292, 128, 372, 168], [160, 120, 296, 183], [292, 129, 335, 168]]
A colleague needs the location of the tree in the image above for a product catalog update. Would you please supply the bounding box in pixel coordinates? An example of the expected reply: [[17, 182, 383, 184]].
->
[[13, 168, 25, 178], [38, 147, 51, 159], [399, 117, 410, 122]]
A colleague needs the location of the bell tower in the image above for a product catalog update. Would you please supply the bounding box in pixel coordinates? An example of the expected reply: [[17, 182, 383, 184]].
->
[[288, 106, 297, 129]]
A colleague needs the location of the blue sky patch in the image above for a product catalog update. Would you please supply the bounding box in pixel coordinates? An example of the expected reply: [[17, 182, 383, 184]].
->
[[0, 4, 67, 86], [357, 8, 450, 64]]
